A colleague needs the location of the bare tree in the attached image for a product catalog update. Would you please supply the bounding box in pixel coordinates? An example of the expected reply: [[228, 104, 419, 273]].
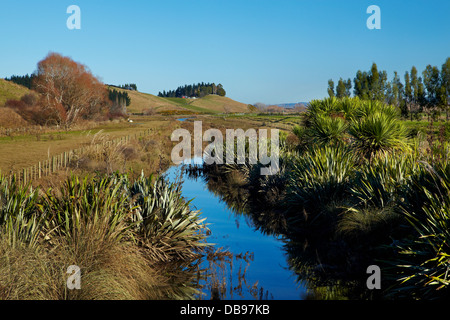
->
[[33, 52, 109, 128]]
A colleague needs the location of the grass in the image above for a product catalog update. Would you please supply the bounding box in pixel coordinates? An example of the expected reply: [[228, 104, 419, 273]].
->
[[0, 79, 32, 107], [0, 116, 179, 173], [163, 97, 217, 114], [189, 95, 249, 113], [0, 172, 208, 300]]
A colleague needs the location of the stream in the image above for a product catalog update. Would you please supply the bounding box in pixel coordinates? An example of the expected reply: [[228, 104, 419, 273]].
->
[[166, 159, 307, 300]]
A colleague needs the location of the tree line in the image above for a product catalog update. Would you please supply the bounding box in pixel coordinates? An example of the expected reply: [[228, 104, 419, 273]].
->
[[158, 82, 226, 98], [327, 57, 450, 120], [108, 89, 131, 114], [5, 74, 36, 89], [108, 83, 138, 91]]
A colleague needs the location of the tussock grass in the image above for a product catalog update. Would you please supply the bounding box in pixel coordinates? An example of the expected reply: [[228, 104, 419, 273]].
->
[[0, 171, 209, 300]]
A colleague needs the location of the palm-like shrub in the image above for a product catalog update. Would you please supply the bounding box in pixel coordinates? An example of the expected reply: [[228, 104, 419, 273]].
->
[[130, 173, 209, 261], [298, 97, 409, 160], [336, 153, 418, 242], [42, 174, 133, 246], [286, 146, 356, 228], [349, 112, 408, 160], [0, 176, 41, 248], [385, 163, 450, 299], [353, 100, 399, 120], [308, 113, 348, 147], [0, 172, 210, 300], [348, 153, 418, 209]]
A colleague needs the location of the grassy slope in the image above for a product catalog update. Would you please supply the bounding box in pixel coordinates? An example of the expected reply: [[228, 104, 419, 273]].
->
[[0, 78, 32, 106], [110, 86, 249, 114], [0, 79, 33, 127], [189, 95, 249, 113], [115, 89, 186, 114]]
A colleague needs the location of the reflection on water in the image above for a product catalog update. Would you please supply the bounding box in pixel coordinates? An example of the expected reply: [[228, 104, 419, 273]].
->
[[165, 160, 307, 300], [165, 157, 377, 300], [201, 247, 274, 300]]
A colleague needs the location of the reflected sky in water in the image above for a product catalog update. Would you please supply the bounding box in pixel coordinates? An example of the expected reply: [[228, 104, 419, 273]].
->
[[165, 161, 306, 300]]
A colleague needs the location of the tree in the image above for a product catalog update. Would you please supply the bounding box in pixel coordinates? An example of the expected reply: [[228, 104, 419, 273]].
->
[[5, 74, 36, 89], [423, 65, 441, 108], [404, 71, 412, 120], [369, 63, 381, 100], [344, 79, 352, 97], [441, 58, 450, 120], [385, 71, 402, 108], [327, 79, 335, 97], [33, 53, 109, 127], [354, 70, 370, 100], [336, 78, 347, 98], [217, 83, 226, 97]]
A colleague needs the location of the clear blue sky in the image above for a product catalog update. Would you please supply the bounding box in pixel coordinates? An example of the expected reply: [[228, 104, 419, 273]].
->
[[0, 0, 449, 105]]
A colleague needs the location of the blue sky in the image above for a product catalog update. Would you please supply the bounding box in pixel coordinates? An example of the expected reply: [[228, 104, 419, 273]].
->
[[0, 0, 449, 104]]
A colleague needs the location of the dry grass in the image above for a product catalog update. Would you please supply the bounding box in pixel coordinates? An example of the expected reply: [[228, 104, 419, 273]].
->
[[0, 108, 28, 128], [189, 95, 249, 113], [0, 213, 182, 300], [107, 87, 184, 114]]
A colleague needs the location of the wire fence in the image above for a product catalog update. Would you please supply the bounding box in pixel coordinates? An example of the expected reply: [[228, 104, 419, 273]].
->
[[5, 128, 154, 185]]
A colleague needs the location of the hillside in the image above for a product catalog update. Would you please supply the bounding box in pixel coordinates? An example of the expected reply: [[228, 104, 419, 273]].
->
[[110, 86, 249, 114], [0, 80, 250, 124], [189, 95, 249, 113], [0, 79, 33, 127], [0, 78, 33, 106], [114, 89, 187, 114]]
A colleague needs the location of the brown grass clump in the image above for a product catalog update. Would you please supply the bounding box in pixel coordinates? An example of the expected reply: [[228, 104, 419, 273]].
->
[[0, 108, 29, 128]]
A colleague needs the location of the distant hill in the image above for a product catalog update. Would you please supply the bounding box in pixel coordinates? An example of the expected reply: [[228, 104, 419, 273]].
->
[[110, 86, 250, 115], [276, 102, 309, 109]]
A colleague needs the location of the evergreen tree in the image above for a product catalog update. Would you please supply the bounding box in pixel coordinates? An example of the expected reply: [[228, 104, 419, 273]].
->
[[336, 78, 347, 98], [441, 58, 450, 119], [327, 79, 335, 97], [354, 70, 370, 100], [344, 79, 352, 97]]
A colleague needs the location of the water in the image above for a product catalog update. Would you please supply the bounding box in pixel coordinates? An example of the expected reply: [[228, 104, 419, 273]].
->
[[165, 160, 307, 300]]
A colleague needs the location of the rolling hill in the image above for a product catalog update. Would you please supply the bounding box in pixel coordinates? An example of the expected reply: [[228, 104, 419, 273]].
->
[[0, 80, 250, 127], [110, 86, 250, 115]]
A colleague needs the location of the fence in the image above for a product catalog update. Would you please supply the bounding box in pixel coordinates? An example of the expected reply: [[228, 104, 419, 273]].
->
[[8, 128, 154, 185]]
